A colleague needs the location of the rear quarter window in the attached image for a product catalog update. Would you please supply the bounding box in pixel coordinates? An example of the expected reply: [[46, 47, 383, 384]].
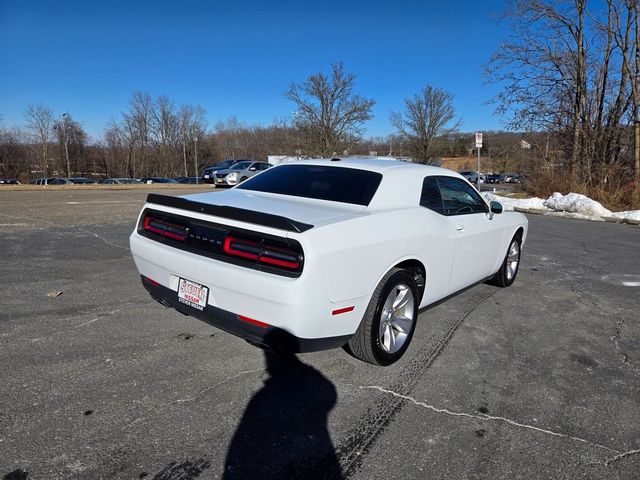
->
[[237, 164, 383, 206]]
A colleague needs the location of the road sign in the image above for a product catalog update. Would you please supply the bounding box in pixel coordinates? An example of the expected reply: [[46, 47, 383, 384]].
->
[[475, 132, 483, 148]]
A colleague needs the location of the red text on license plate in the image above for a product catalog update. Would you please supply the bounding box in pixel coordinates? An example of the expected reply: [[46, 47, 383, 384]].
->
[[177, 278, 209, 311]]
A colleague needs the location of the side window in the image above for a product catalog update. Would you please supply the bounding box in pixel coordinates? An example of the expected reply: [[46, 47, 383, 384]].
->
[[420, 177, 444, 214], [436, 177, 488, 216]]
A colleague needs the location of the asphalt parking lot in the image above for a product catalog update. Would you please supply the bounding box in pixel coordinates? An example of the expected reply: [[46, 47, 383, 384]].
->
[[1, 188, 639, 480]]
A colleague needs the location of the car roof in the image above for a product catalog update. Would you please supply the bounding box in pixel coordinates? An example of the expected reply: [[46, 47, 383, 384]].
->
[[284, 157, 458, 176]]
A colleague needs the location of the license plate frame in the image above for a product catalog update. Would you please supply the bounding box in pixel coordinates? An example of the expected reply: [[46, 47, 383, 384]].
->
[[177, 278, 209, 311]]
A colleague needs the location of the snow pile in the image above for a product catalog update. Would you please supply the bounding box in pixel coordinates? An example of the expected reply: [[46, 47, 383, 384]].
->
[[483, 191, 639, 223], [543, 192, 612, 217], [608, 210, 640, 221], [481, 192, 549, 212]]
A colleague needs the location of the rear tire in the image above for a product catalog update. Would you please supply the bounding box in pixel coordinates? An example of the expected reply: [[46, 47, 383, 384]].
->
[[488, 233, 522, 287], [347, 268, 418, 366]]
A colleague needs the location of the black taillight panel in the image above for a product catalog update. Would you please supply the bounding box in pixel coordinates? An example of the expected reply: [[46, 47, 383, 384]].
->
[[138, 209, 304, 277]]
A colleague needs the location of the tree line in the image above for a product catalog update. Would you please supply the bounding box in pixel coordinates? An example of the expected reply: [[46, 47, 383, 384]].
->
[[1, 62, 476, 181]]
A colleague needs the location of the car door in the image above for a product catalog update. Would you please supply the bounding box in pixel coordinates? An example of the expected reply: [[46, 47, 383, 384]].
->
[[418, 177, 456, 303], [430, 176, 503, 291]]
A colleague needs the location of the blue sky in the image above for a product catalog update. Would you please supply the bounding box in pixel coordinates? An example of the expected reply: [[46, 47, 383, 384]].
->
[[0, 0, 510, 141]]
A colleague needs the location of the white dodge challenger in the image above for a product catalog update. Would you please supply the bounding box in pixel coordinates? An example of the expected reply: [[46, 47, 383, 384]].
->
[[130, 158, 528, 365]]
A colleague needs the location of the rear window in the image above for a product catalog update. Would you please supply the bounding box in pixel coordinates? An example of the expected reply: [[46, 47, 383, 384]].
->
[[237, 164, 383, 206]]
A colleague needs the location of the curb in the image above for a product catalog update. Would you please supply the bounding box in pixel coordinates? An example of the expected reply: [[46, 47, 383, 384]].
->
[[514, 207, 639, 226], [513, 207, 551, 215]]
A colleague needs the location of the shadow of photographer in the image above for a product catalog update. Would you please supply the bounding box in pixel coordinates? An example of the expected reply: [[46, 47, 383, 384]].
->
[[223, 331, 343, 479]]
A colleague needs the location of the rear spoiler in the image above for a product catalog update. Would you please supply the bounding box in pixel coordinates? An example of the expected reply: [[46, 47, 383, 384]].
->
[[146, 194, 314, 233]]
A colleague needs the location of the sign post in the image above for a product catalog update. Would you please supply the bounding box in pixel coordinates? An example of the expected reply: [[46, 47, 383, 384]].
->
[[475, 132, 483, 190]]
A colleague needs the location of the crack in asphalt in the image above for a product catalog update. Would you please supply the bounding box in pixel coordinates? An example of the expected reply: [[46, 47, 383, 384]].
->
[[121, 367, 265, 431], [605, 448, 640, 466], [0, 212, 59, 227], [28, 309, 122, 342], [161, 367, 266, 406], [610, 319, 630, 364], [78, 228, 130, 251], [568, 280, 600, 310], [362, 385, 620, 455]]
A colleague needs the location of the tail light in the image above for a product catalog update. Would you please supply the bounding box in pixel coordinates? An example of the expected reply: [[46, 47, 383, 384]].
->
[[143, 214, 187, 242], [139, 209, 304, 277], [223, 236, 301, 271]]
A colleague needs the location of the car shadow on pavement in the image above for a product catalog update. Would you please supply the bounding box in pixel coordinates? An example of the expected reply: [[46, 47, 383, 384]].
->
[[223, 331, 343, 480]]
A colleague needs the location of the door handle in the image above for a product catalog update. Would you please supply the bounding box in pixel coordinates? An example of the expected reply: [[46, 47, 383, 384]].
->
[[455, 224, 465, 231]]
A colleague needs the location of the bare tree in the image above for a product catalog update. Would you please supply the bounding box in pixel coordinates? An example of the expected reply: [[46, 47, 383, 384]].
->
[[150, 95, 179, 174], [486, 1, 589, 174], [611, 0, 640, 185], [284, 63, 375, 157], [178, 104, 207, 176], [24, 103, 55, 177], [214, 116, 247, 159], [389, 85, 460, 164], [127, 92, 153, 174], [0, 126, 27, 178], [54, 113, 87, 175]]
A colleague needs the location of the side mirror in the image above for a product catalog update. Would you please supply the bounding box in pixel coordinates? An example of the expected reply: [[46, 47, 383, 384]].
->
[[490, 201, 503, 214]]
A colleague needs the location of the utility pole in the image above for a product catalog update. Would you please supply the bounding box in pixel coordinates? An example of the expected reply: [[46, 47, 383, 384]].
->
[[194, 136, 199, 185], [62, 113, 70, 177], [183, 141, 187, 177]]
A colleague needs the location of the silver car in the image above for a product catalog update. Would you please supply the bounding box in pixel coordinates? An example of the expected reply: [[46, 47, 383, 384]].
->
[[213, 161, 272, 186]]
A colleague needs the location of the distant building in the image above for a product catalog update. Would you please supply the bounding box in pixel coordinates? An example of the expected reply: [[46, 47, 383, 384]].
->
[[268, 154, 414, 165], [267, 155, 300, 165]]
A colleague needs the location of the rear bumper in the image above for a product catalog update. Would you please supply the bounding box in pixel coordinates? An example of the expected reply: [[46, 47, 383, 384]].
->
[[141, 276, 351, 352]]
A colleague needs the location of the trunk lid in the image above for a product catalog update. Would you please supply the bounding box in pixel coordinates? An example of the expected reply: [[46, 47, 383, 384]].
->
[[181, 189, 367, 230]]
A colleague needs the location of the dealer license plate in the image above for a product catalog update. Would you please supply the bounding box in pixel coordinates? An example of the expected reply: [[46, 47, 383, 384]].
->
[[204, 174, 210, 179], [177, 278, 209, 311]]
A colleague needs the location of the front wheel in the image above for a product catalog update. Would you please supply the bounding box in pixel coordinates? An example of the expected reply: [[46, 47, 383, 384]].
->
[[347, 268, 418, 366], [489, 234, 521, 287]]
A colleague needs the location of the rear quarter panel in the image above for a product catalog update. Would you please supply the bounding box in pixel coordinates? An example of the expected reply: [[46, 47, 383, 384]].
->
[[296, 207, 456, 307]]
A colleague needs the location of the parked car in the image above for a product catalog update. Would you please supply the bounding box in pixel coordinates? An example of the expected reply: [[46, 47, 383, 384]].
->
[[102, 178, 143, 184], [213, 161, 272, 186], [30, 178, 56, 185], [177, 177, 201, 184], [130, 159, 528, 366], [0, 178, 20, 184], [485, 174, 503, 184], [48, 178, 74, 185], [505, 173, 526, 184], [69, 177, 96, 184], [201, 160, 245, 183], [140, 177, 178, 184], [458, 170, 479, 183]]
